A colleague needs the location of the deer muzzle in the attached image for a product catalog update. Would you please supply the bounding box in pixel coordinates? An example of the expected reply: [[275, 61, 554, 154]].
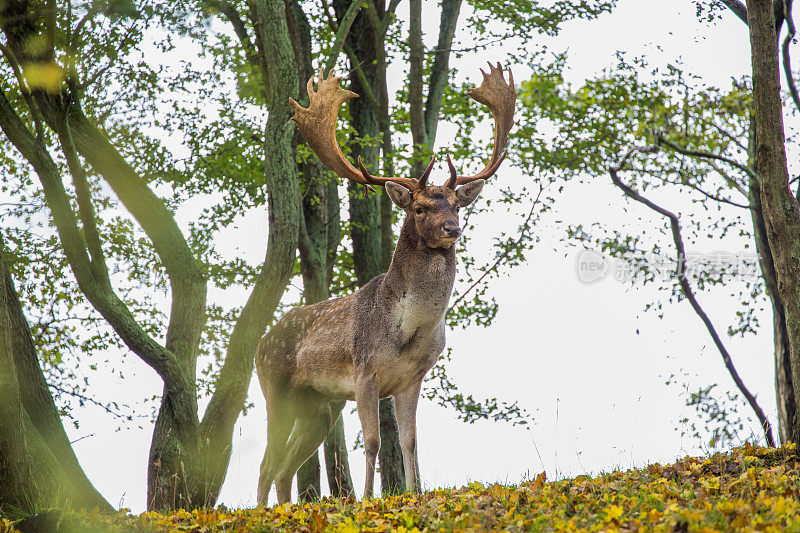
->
[[442, 222, 461, 239]]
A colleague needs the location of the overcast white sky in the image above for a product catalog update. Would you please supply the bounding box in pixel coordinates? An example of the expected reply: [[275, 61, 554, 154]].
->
[[57, 0, 784, 512]]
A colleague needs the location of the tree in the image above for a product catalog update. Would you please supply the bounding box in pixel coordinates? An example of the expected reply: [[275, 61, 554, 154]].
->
[[746, 0, 800, 442], [513, 0, 800, 444], [701, 0, 798, 446], [0, 0, 301, 510]]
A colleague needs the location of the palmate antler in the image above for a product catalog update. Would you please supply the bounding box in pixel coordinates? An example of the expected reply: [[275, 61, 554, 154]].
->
[[290, 64, 516, 191], [445, 63, 517, 188]]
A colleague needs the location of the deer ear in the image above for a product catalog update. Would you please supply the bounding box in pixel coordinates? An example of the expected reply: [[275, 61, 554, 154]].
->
[[385, 181, 412, 209], [456, 180, 484, 207]]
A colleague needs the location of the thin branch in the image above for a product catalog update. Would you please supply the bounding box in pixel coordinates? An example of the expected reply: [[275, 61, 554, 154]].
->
[[75, 48, 119, 92], [696, 115, 748, 153], [682, 179, 751, 208], [427, 37, 506, 54], [792, 171, 800, 199], [365, 0, 405, 37], [343, 46, 380, 111], [0, 40, 46, 140], [69, 433, 95, 444], [323, 0, 366, 75], [67, 0, 74, 55], [449, 184, 544, 310], [656, 133, 757, 180], [782, 0, 800, 113], [0, 202, 38, 208], [30, 296, 63, 347], [707, 160, 749, 197], [210, 0, 261, 71], [423, 0, 463, 148], [49, 382, 133, 420], [696, 188, 750, 208], [609, 144, 776, 448], [321, 0, 338, 32], [56, 91, 111, 285], [73, 10, 94, 44], [381, 0, 403, 35], [46, 0, 57, 62], [720, 0, 788, 31], [720, 0, 748, 24], [320, 1, 380, 112]]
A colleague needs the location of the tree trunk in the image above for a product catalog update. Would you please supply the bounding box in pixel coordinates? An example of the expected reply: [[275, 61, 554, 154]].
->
[[748, 125, 797, 444], [746, 0, 800, 442], [333, 0, 407, 496], [321, 170, 353, 498], [295, 150, 330, 501], [772, 290, 796, 442], [377, 398, 406, 494], [751, 180, 797, 443], [727, 0, 798, 445], [0, 238, 112, 515], [287, 0, 354, 500], [296, 452, 322, 502], [323, 415, 355, 497]]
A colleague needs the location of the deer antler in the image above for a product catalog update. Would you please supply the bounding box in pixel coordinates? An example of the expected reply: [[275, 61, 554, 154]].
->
[[291, 66, 514, 192], [447, 63, 517, 188], [290, 70, 429, 191]]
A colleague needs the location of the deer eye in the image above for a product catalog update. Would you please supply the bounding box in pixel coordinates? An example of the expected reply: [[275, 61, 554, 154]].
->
[[414, 207, 424, 215]]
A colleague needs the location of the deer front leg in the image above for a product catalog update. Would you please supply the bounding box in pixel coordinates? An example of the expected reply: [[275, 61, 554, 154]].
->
[[355, 372, 380, 499], [394, 382, 422, 493], [258, 393, 294, 505]]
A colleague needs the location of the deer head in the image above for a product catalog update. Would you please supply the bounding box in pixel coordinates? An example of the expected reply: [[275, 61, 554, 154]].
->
[[289, 63, 516, 249]]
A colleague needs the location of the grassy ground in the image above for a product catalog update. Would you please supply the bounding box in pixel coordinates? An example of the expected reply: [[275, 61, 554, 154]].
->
[[4, 443, 800, 532]]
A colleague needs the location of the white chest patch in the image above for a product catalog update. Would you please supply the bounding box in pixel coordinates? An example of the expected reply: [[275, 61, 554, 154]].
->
[[395, 291, 448, 345], [429, 254, 447, 276]]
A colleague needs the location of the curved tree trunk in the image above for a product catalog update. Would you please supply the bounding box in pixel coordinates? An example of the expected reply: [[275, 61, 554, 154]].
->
[[772, 294, 796, 442], [0, 238, 111, 515], [749, 167, 797, 443]]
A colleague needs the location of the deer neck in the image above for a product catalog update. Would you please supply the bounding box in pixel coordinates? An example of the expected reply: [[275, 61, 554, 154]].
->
[[383, 213, 457, 304]]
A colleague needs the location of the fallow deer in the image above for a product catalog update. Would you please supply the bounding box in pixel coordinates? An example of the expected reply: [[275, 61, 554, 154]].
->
[[255, 63, 516, 504]]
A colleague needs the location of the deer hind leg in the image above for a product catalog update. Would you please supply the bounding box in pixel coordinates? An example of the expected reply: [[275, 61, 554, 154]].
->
[[355, 373, 380, 499], [258, 392, 294, 505], [394, 382, 422, 493], [273, 400, 346, 503]]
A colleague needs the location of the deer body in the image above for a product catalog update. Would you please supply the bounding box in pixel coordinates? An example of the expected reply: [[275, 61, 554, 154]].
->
[[260, 214, 455, 402], [256, 190, 465, 503], [256, 64, 515, 504]]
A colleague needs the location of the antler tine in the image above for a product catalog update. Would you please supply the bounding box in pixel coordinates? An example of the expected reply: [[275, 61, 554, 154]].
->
[[417, 155, 436, 188], [357, 156, 421, 191], [445, 154, 458, 189], [291, 70, 419, 192], [290, 70, 368, 187], [451, 63, 517, 187]]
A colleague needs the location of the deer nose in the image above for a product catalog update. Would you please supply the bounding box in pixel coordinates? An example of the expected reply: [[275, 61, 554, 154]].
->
[[443, 222, 461, 238]]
